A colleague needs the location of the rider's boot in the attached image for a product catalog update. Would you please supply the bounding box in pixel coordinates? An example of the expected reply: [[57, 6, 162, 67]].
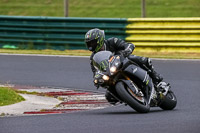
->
[[146, 58, 163, 85]]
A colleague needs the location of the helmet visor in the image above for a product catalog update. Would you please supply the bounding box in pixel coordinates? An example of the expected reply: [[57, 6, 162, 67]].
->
[[86, 40, 97, 51]]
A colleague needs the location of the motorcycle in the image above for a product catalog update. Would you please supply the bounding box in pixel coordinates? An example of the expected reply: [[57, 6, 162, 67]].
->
[[93, 51, 177, 113]]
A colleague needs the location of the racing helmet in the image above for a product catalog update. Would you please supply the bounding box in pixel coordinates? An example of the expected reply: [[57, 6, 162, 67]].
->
[[85, 28, 105, 52]]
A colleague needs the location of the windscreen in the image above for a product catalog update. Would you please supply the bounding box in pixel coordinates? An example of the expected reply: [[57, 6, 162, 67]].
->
[[93, 51, 112, 71]]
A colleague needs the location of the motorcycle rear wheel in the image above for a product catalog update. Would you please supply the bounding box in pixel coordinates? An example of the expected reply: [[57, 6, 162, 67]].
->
[[116, 82, 150, 113], [159, 90, 177, 110]]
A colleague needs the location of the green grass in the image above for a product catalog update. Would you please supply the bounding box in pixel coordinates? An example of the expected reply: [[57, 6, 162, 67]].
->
[[0, 0, 199, 18], [0, 49, 200, 59], [0, 49, 92, 56], [0, 0, 200, 58], [0, 87, 25, 106]]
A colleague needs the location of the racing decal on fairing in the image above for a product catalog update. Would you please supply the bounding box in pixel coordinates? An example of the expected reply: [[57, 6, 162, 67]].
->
[[99, 60, 109, 71], [143, 72, 150, 85], [132, 68, 137, 73]]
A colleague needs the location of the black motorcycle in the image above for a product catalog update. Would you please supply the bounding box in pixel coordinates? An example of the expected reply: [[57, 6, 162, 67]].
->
[[93, 51, 177, 113]]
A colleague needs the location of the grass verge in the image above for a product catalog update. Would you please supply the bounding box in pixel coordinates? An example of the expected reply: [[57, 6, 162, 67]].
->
[[0, 0, 199, 18], [0, 49, 200, 59], [0, 49, 91, 56], [0, 87, 25, 106]]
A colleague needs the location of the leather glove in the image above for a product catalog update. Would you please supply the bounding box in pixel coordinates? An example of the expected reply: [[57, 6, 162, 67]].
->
[[121, 48, 132, 57]]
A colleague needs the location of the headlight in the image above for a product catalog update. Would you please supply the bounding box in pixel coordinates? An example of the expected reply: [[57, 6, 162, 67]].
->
[[109, 57, 121, 75], [110, 66, 117, 73], [94, 79, 98, 84], [102, 75, 109, 80]]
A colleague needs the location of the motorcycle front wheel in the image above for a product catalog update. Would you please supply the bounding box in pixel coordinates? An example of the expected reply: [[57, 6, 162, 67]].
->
[[115, 81, 150, 113]]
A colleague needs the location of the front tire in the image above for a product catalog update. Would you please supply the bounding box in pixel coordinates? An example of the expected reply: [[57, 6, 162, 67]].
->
[[115, 82, 150, 113]]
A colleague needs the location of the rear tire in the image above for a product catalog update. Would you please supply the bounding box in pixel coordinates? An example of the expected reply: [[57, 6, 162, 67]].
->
[[116, 82, 150, 113], [159, 90, 177, 110]]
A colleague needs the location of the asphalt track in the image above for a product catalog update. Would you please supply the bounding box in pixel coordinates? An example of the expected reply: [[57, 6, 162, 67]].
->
[[0, 54, 200, 133]]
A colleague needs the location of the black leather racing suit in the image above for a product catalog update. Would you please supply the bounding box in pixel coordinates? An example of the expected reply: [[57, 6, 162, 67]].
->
[[89, 37, 151, 75]]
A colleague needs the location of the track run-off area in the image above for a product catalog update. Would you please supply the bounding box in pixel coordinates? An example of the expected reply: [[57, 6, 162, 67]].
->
[[0, 54, 200, 133]]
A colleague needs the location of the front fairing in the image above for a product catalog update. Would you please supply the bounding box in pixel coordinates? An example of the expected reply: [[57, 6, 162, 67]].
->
[[93, 51, 123, 88], [93, 51, 113, 75]]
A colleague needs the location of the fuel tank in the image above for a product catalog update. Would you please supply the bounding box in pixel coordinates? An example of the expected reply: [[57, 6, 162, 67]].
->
[[123, 64, 150, 86]]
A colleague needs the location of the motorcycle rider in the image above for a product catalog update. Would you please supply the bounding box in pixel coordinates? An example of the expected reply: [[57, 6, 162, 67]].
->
[[85, 28, 163, 104]]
